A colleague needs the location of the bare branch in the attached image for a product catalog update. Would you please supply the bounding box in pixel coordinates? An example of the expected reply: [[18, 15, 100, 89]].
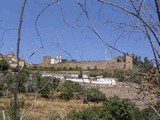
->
[[155, 0, 160, 22], [15, 0, 27, 119]]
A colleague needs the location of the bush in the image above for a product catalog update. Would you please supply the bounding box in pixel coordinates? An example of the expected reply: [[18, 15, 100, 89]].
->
[[19, 69, 30, 92], [6, 99, 25, 120], [37, 77, 60, 98], [67, 107, 100, 120], [4, 74, 16, 87], [113, 69, 125, 81], [84, 88, 106, 102], [0, 60, 9, 72], [56, 67, 62, 71], [102, 71, 111, 77], [67, 96, 144, 120], [89, 72, 100, 77], [142, 101, 160, 120], [59, 81, 84, 100]]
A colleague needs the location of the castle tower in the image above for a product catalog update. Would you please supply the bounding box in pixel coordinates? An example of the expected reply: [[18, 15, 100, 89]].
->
[[43, 56, 51, 67]]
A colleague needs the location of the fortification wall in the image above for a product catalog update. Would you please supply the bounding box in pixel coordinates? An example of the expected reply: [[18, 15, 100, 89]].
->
[[41, 55, 133, 71]]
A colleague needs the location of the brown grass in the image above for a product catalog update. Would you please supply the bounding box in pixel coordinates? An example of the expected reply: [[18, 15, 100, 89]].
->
[[0, 94, 101, 120]]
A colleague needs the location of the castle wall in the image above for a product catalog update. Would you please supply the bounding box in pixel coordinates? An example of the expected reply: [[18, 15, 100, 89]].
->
[[51, 55, 133, 71]]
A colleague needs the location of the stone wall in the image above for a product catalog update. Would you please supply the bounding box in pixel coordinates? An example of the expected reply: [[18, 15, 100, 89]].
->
[[41, 55, 133, 71]]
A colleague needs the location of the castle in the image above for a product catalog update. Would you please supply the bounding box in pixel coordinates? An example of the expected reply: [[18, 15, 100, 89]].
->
[[42, 55, 62, 67], [0, 52, 133, 71], [42, 54, 133, 71], [0, 51, 25, 69]]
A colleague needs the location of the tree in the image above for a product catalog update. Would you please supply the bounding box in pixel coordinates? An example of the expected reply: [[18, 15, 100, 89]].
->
[[0, 60, 9, 72], [100, 96, 144, 120], [67, 96, 144, 120], [59, 81, 84, 100], [61, 59, 68, 62], [143, 57, 154, 70], [37, 77, 60, 98]]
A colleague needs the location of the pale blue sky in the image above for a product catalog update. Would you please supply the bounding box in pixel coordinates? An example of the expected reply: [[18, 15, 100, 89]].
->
[[0, 0, 157, 63]]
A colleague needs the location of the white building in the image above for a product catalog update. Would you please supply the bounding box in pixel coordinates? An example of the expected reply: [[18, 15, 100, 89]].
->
[[51, 55, 62, 64], [66, 77, 116, 86]]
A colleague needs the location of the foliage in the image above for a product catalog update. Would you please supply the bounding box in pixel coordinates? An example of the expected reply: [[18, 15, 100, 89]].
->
[[85, 88, 106, 102], [142, 107, 159, 120], [37, 77, 60, 98], [132, 54, 154, 73], [6, 99, 25, 120], [61, 59, 68, 62], [0, 83, 4, 97], [59, 80, 84, 100], [60, 81, 106, 102], [113, 69, 125, 82], [101, 96, 144, 120], [19, 69, 29, 92], [102, 71, 112, 77], [125, 70, 144, 84], [88, 71, 100, 77], [71, 59, 77, 62], [0, 60, 9, 72], [4, 74, 16, 88], [67, 107, 100, 120], [67, 96, 144, 120]]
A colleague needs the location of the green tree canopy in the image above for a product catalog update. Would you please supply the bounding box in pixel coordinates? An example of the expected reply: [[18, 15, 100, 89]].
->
[[67, 96, 144, 120], [0, 60, 9, 72]]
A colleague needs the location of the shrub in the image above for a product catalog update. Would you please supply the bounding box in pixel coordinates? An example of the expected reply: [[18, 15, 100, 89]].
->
[[100, 96, 144, 120], [62, 66, 67, 71], [102, 71, 111, 77], [0, 60, 9, 72], [6, 99, 25, 120], [67, 107, 100, 120], [4, 74, 16, 87], [59, 81, 84, 100], [37, 77, 60, 98], [113, 69, 125, 82], [84, 88, 106, 102], [67, 96, 144, 120]]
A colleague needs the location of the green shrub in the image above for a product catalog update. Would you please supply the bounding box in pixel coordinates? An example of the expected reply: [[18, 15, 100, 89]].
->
[[37, 77, 60, 98], [113, 69, 125, 82], [67, 96, 144, 120], [67, 107, 100, 120], [0, 60, 9, 72], [59, 81, 84, 100], [84, 88, 106, 102], [142, 101, 160, 120], [6, 99, 25, 120], [101, 96, 144, 120]]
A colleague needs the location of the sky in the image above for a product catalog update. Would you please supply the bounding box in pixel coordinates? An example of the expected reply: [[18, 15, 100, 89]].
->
[[0, 0, 158, 64]]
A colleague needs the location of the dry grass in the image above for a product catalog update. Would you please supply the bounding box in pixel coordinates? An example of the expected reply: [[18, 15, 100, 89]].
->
[[0, 94, 101, 120]]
